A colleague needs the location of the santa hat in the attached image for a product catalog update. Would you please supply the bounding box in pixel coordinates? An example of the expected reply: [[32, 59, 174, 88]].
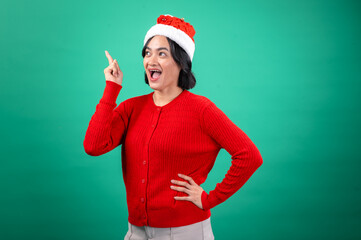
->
[[144, 14, 196, 61]]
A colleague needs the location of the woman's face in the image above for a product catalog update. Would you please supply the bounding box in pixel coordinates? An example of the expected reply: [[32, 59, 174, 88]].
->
[[143, 35, 181, 92]]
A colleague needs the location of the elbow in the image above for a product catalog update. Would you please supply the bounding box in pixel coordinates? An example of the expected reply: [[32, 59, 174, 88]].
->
[[84, 146, 97, 156], [246, 145, 263, 170], [84, 148, 98, 156], [256, 154, 263, 168], [83, 140, 101, 156], [253, 149, 263, 169]]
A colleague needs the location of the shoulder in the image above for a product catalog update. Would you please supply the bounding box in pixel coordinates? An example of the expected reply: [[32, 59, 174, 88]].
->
[[186, 90, 216, 111], [187, 91, 229, 123], [114, 91, 151, 116], [188, 91, 213, 108], [122, 91, 151, 106]]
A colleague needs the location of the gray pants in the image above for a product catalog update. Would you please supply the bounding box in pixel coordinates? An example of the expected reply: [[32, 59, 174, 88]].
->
[[124, 217, 215, 240]]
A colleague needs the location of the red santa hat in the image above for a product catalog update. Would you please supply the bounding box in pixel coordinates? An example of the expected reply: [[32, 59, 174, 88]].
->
[[144, 14, 196, 61]]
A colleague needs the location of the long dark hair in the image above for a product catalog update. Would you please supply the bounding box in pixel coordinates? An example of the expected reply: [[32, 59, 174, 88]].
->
[[141, 36, 196, 90]]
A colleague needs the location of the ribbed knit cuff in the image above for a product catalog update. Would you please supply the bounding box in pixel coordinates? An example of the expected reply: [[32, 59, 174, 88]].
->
[[101, 80, 122, 104], [201, 190, 211, 211]]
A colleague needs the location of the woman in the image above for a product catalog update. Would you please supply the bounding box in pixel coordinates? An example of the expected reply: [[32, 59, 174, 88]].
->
[[83, 14, 263, 240]]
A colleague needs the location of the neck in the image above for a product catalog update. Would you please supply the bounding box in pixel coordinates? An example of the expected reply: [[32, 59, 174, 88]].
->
[[153, 87, 184, 107]]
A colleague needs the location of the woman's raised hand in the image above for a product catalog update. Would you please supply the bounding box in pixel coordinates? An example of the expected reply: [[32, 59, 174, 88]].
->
[[104, 50, 123, 86]]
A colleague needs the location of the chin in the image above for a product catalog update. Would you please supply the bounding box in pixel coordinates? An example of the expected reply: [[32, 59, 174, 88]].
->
[[148, 82, 160, 91]]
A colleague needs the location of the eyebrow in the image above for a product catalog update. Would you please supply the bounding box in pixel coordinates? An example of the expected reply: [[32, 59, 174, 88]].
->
[[145, 47, 169, 52]]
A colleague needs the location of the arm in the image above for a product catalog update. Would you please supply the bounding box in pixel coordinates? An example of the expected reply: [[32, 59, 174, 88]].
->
[[200, 101, 263, 210], [83, 80, 130, 156]]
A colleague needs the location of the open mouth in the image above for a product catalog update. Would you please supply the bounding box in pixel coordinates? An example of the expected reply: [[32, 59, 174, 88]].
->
[[149, 69, 162, 81]]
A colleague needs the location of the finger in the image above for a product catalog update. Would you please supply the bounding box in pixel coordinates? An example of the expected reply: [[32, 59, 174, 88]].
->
[[114, 60, 120, 75], [170, 186, 190, 194], [105, 50, 114, 65], [178, 174, 196, 185], [174, 196, 191, 201], [171, 180, 190, 188], [114, 59, 121, 72], [112, 60, 118, 76]]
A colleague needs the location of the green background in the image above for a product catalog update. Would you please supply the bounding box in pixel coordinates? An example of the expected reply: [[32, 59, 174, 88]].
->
[[1, 0, 360, 239]]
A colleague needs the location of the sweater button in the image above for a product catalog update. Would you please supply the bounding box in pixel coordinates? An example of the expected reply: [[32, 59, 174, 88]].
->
[[141, 179, 145, 183], [141, 197, 145, 203], [143, 161, 146, 165], [152, 124, 155, 127], [157, 108, 160, 111]]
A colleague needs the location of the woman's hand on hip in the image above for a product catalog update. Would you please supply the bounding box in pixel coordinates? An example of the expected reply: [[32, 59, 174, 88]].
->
[[170, 174, 204, 210], [104, 50, 123, 86]]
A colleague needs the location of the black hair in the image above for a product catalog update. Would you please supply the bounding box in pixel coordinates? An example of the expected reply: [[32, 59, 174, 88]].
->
[[141, 36, 196, 90]]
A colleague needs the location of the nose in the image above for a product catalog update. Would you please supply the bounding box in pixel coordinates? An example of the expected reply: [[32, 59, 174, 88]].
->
[[148, 53, 159, 66]]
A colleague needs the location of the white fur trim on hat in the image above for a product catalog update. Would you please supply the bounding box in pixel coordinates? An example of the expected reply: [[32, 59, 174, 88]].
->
[[144, 24, 195, 61]]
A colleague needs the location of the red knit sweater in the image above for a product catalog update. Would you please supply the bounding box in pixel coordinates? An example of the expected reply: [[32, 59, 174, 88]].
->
[[83, 80, 263, 227]]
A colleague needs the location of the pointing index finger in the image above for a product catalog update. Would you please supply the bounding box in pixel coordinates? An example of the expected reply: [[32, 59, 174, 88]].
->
[[105, 50, 114, 65]]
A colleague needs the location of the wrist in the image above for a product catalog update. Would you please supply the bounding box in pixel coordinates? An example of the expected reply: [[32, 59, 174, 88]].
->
[[201, 190, 210, 211], [102, 81, 122, 103]]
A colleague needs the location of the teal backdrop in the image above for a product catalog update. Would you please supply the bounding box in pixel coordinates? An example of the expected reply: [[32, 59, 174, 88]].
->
[[1, 0, 360, 239]]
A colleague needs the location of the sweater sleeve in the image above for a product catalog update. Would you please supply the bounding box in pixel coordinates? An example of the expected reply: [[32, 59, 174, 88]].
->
[[83, 80, 130, 156], [200, 101, 263, 211]]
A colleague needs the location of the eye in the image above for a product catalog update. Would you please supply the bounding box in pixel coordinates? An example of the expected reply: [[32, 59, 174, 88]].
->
[[145, 51, 150, 56], [159, 52, 166, 56]]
